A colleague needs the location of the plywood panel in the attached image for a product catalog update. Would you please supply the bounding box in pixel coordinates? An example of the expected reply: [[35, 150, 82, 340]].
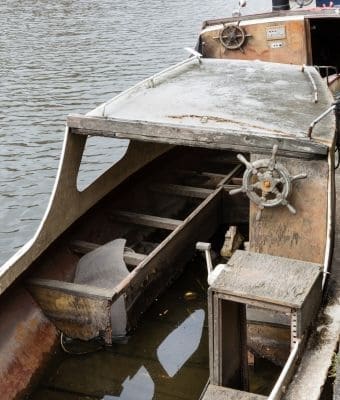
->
[[249, 157, 328, 264], [201, 20, 307, 66]]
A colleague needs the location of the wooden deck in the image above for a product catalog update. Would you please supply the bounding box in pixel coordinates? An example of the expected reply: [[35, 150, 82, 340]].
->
[[67, 58, 334, 158]]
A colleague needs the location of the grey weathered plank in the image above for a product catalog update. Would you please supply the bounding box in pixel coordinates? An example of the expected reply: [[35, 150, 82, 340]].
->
[[150, 183, 214, 199], [211, 251, 322, 309], [216, 164, 242, 187], [67, 115, 328, 159], [111, 210, 183, 230], [201, 384, 267, 400], [70, 240, 146, 266]]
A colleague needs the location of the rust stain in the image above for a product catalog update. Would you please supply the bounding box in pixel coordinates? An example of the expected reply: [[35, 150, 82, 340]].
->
[[0, 287, 58, 400], [166, 114, 293, 137]]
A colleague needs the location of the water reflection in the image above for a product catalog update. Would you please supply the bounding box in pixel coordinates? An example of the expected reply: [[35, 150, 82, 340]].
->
[[157, 309, 205, 378], [103, 366, 155, 400]]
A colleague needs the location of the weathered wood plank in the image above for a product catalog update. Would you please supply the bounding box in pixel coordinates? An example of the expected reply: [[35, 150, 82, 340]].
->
[[118, 188, 223, 319], [201, 384, 267, 400], [111, 210, 183, 230], [176, 170, 233, 181], [27, 278, 113, 299], [150, 183, 214, 199], [70, 240, 146, 266], [211, 251, 322, 309], [216, 164, 242, 187], [67, 115, 328, 159], [26, 279, 113, 342]]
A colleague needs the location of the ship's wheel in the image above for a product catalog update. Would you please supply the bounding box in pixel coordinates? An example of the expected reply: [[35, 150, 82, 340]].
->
[[219, 24, 250, 52], [229, 145, 307, 221], [295, 0, 313, 6]]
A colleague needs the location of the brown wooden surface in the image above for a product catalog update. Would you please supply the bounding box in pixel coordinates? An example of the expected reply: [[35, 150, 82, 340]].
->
[[201, 20, 308, 66], [0, 287, 58, 400], [120, 188, 223, 315], [68, 117, 328, 159], [27, 280, 112, 342], [201, 384, 267, 400], [249, 157, 329, 264]]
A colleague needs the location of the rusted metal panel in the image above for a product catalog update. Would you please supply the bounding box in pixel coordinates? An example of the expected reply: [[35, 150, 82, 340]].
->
[[0, 286, 58, 400], [250, 157, 329, 264], [27, 279, 113, 343]]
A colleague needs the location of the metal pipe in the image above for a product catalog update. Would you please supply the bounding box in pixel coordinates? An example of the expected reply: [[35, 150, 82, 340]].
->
[[307, 105, 336, 138], [323, 149, 335, 288], [196, 242, 213, 274], [302, 65, 318, 103], [268, 339, 301, 400]]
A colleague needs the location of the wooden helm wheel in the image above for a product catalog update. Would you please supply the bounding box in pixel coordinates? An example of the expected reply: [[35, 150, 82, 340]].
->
[[229, 145, 307, 221], [295, 0, 313, 6], [219, 25, 246, 50]]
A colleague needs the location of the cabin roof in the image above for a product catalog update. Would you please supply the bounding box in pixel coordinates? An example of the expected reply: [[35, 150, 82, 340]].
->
[[68, 58, 334, 158], [201, 8, 340, 29]]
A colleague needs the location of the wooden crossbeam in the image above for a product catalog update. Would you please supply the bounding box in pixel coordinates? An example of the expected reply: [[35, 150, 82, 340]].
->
[[67, 114, 328, 159], [150, 183, 214, 199], [111, 210, 183, 230], [217, 164, 243, 187], [176, 169, 227, 180], [70, 240, 146, 266]]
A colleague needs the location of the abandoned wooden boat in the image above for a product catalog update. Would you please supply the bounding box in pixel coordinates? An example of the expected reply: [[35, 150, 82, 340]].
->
[[0, 1, 339, 399]]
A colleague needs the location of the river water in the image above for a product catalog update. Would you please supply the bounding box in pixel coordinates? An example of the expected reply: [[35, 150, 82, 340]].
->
[[0, 0, 278, 265]]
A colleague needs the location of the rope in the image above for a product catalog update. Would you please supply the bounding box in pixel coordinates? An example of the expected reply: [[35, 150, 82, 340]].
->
[[60, 332, 103, 355]]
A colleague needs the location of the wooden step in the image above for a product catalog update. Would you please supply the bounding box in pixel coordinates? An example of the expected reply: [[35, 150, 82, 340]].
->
[[151, 183, 214, 199], [201, 384, 267, 400], [111, 210, 183, 230], [70, 240, 146, 266]]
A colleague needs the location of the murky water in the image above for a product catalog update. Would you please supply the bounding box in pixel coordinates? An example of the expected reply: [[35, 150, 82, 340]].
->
[[0, 0, 274, 265], [28, 258, 281, 400], [29, 259, 211, 400]]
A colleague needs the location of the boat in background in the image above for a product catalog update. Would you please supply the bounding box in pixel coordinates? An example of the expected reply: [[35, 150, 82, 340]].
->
[[0, 1, 339, 399]]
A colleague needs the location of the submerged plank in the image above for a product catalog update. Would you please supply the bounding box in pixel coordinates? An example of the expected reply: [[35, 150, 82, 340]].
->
[[46, 351, 208, 399]]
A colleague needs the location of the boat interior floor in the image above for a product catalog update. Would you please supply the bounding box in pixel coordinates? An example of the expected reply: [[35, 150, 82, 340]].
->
[[27, 146, 249, 341], [28, 256, 282, 400]]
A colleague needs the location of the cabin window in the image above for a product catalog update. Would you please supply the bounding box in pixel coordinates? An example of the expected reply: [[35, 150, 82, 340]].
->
[[310, 18, 340, 76], [77, 136, 130, 191]]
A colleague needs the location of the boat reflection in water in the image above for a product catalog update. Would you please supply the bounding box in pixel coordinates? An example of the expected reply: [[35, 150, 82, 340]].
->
[[30, 262, 210, 400], [103, 366, 155, 400], [157, 309, 206, 378], [103, 309, 206, 400]]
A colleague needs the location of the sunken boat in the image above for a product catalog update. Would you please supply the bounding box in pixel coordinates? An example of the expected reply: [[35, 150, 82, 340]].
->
[[0, 1, 340, 399]]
